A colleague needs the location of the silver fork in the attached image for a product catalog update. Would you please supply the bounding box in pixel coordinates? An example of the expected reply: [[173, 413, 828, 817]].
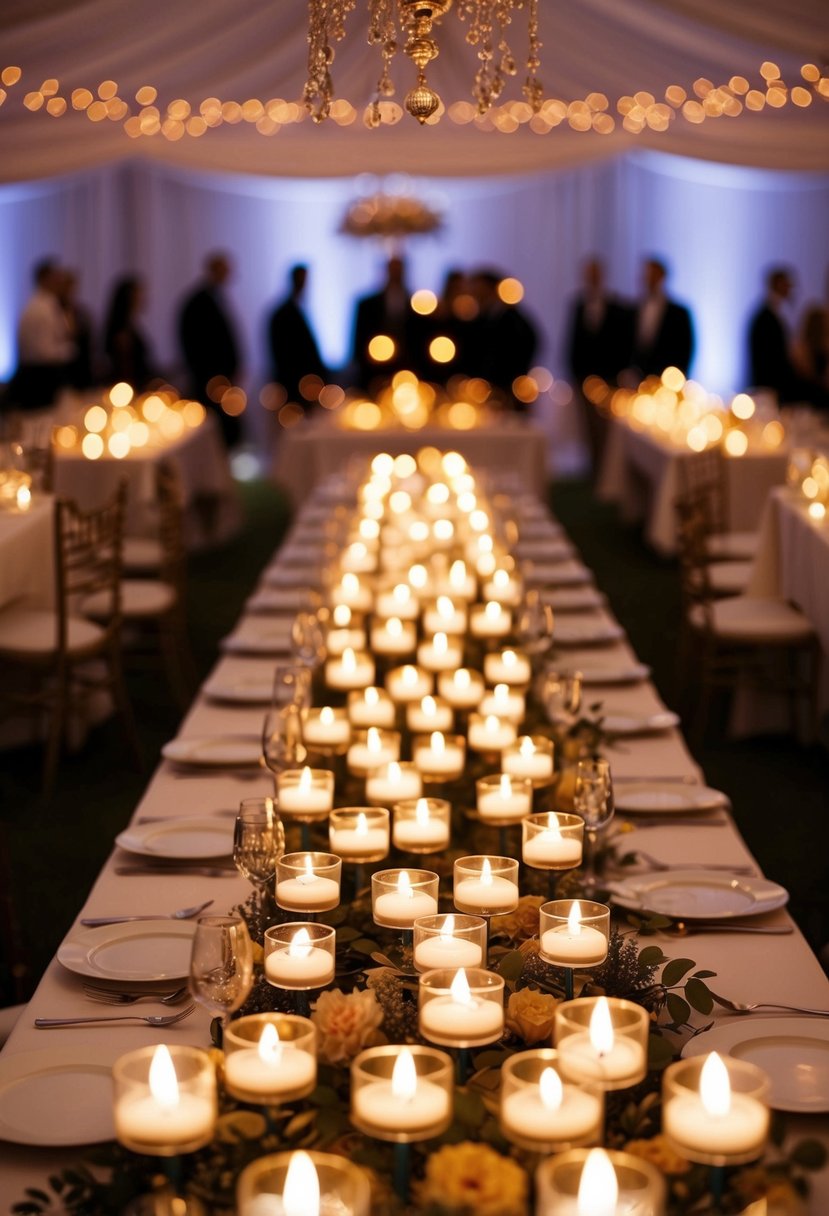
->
[[80, 900, 214, 926], [711, 995, 829, 1017], [35, 1004, 196, 1029], [82, 984, 189, 1006], [630, 850, 754, 875]]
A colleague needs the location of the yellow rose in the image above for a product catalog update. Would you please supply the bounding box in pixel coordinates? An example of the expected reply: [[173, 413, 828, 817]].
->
[[311, 988, 385, 1064], [505, 987, 559, 1045], [418, 1142, 528, 1215], [492, 895, 544, 942], [625, 1134, 691, 1176]]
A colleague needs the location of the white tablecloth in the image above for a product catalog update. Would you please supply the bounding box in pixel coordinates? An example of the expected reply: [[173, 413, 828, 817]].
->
[[0, 496, 54, 611], [597, 415, 788, 556]]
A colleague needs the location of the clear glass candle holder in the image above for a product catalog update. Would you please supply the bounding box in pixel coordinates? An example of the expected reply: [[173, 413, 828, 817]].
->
[[386, 663, 434, 704], [417, 632, 464, 673], [237, 1150, 370, 1216], [479, 684, 526, 725], [370, 616, 418, 657], [347, 727, 401, 776], [372, 868, 439, 929], [500, 1049, 604, 1152], [662, 1054, 771, 1166], [374, 581, 420, 621], [328, 574, 374, 614], [535, 1147, 666, 1216], [484, 648, 531, 686], [223, 1013, 317, 1105], [264, 922, 336, 990], [555, 997, 649, 1091], [539, 899, 610, 968], [406, 695, 454, 734], [476, 773, 533, 824], [413, 913, 487, 972], [350, 1045, 454, 1142], [276, 767, 334, 822], [325, 615, 367, 658], [113, 1045, 217, 1156], [467, 712, 518, 754], [523, 813, 584, 870], [503, 735, 555, 787], [418, 967, 505, 1048], [325, 647, 375, 691], [412, 732, 467, 783], [422, 597, 468, 636], [275, 852, 342, 913], [437, 667, 485, 710], [301, 706, 351, 755], [453, 856, 519, 916], [392, 797, 451, 854], [329, 807, 390, 862], [347, 686, 397, 729], [469, 601, 512, 639], [366, 760, 423, 806]]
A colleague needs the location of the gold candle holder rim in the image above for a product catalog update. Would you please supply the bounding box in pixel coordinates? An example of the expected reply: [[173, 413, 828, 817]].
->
[[223, 1012, 317, 1049], [555, 995, 649, 1031], [524, 811, 584, 830], [454, 854, 520, 876], [418, 966, 505, 995], [536, 1146, 667, 1204], [264, 921, 336, 944], [372, 867, 439, 889]]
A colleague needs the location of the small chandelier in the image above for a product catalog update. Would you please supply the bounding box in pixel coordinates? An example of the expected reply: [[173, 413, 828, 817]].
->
[[305, 0, 543, 126]]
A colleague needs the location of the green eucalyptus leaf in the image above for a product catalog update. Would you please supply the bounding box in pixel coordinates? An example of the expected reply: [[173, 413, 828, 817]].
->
[[351, 937, 379, 954], [685, 978, 714, 1014], [638, 946, 667, 967], [666, 992, 691, 1026], [497, 950, 524, 982], [661, 958, 695, 987], [284, 1109, 318, 1138], [692, 970, 717, 979]]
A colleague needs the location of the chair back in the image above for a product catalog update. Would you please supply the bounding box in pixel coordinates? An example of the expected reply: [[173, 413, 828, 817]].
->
[[54, 483, 126, 654], [677, 445, 728, 534], [155, 461, 187, 593], [674, 491, 716, 629]]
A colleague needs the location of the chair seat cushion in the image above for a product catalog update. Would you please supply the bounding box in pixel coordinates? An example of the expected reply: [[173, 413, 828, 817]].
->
[[689, 596, 815, 642], [122, 537, 163, 572], [0, 606, 105, 656], [84, 580, 176, 619], [708, 561, 753, 595], [705, 531, 759, 561]]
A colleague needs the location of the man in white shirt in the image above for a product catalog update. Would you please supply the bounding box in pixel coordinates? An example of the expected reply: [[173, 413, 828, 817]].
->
[[630, 258, 694, 377], [12, 259, 76, 409]]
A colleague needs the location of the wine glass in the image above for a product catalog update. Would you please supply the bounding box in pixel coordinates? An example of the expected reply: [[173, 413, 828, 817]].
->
[[233, 798, 285, 916], [573, 758, 614, 883], [542, 667, 583, 725], [291, 610, 326, 669], [188, 914, 254, 1031], [261, 704, 306, 784], [516, 589, 555, 661], [272, 661, 312, 711]]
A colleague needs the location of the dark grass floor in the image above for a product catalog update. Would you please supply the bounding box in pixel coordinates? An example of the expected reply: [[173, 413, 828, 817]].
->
[[1, 476, 828, 1004]]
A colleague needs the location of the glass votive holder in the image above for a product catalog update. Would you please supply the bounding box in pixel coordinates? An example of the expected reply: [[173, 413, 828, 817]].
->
[[418, 967, 505, 1047], [113, 1044, 217, 1156], [347, 686, 396, 729], [350, 1045, 454, 1142], [453, 856, 519, 916], [392, 797, 451, 854], [467, 712, 518, 754], [481, 571, 523, 608], [662, 1053, 771, 1166], [325, 611, 367, 657], [523, 813, 584, 870], [555, 997, 649, 1091], [476, 773, 533, 823], [301, 706, 351, 755], [484, 648, 532, 688], [276, 767, 334, 821], [275, 852, 342, 913], [535, 1147, 666, 1216], [422, 596, 468, 635], [469, 600, 512, 640], [347, 727, 401, 776], [223, 1013, 317, 1104], [503, 735, 555, 787], [437, 666, 485, 710], [370, 616, 418, 657], [366, 760, 423, 806], [417, 631, 464, 673], [374, 581, 420, 621], [406, 694, 454, 734], [412, 732, 467, 783], [539, 899, 610, 968], [386, 663, 433, 704], [264, 922, 336, 990], [372, 868, 439, 929], [479, 684, 526, 725], [500, 1049, 604, 1153], [325, 647, 375, 691], [237, 1150, 370, 1216], [413, 913, 487, 972], [329, 573, 374, 614], [329, 807, 390, 862]]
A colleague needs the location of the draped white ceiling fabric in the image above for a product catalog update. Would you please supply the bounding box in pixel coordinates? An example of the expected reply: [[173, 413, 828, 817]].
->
[[0, 0, 827, 181]]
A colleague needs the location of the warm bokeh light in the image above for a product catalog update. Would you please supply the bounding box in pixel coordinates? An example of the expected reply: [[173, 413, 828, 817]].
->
[[497, 277, 524, 305], [411, 289, 437, 315], [429, 336, 456, 364], [368, 335, 395, 363]]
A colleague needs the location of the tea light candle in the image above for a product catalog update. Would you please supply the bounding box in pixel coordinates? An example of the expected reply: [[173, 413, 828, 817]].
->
[[392, 798, 451, 852], [347, 727, 400, 775], [484, 648, 531, 686], [276, 855, 341, 912], [370, 616, 417, 657], [412, 732, 466, 781], [556, 998, 648, 1089], [540, 901, 609, 966], [264, 924, 336, 988], [386, 663, 433, 704], [477, 773, 533, 822], [330, 572, 373, 613], [237, 1149, 371, 1216], [326, 605, 367, 656], [467, 713, 517, 753], [479, 683, 525, 725], [503, 736, 554, 783], [406, 695, 454, 734], [340, 541, 376, 575], [302, 707, 351, 750], [277, 767, 334, 819], [366, 760, 423, 805], [224, 1020, 316, 1104], [417, 631, 463, 673], [329, 809, 390, 861], [536, 1147, 666, 1216], [454, 856, 519, 914], [407, 562, 434, 597], [436, 559, 476, 601], [438, 667, 485, 710], [470, 600, 511, 639], [501, 1060, 602, 1148], [113, 1045, 216, 1155], [523, 814, 584, 869], [419, 968, 504, 1045], [663, 1053, 770, 1164], [482, 569, 522, 607], [414, 914, 484, 970], [348, 686, 396, 729], [373, 869, 439, 928], [351, 1047, 452, 1139], [422, 596, 467, 636], [326, 646, 375, 691], [374, 581, 420, 621]]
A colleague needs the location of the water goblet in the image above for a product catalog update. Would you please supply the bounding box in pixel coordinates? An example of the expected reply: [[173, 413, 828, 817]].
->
[[189, 914, 254, 1037], [291, 610, 326, 670], [262, 704, 306, 786], [272, 661, 312, 710], [233, 798, 286, 919], [573, 758, 614, 884], [542, 667, 583, 725], [516, 588, 555, 661]]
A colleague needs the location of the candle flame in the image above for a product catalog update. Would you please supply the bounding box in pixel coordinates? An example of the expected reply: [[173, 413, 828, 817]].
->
[[450, 968, 473, 1006], [484, 714, 501, 733], [397, 870, 413, 899], [388, 761, 402, 782], [299, 766, 313, 792], [539, 1067, 563, 1111], [493, 569, 509, 589], [485, 601, 502, 620], [283, 1151, 320, 1216], [700, 1051, 731, 1117], [393, 583, 410, 603], [333, 604, 351, 626], [499, 773, 513, 797], [431, 731, 446, 754], [434, 632, 448, 655], [415, 798, 430, 825], [494, 683, 509, 705], [439, 914, 456, 943], [342, 573, 358, 594], [367, 726, 382, 752], [422, 695, 436, 717], [148, 1044, 179, 1110], [391, 1047, 418, 1102], [302, 855, 316, 880], [356, 812, 369, 836], [342, 646, 356, 671], [545, 814, 563, 841], [481, 857, 493, 886], [519, 736, 535, 757], [258, 1021, 283, 1065], [455, 669, 470, 689], [320, 706, 334, 725], [576, 1148, 618, 1216], [409, 564, 427, 589], [366, 686, 379, 705], [437, 595, 454, 619], [449, 560, 466, 585], [387, 617, 403, 637], [589, 997, 614, 1057], [289, 927, 313, 958], [502, 649, 516, 666], [402, 665, 418, 685], [567, 901, 583, 937]]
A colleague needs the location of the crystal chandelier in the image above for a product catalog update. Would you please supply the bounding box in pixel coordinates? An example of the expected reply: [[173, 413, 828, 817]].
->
[[305, 0, 542, 126]]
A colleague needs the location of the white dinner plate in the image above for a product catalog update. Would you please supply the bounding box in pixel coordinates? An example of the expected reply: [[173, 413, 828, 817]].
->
[[565, 660, 652, 685], [614, 783, 729, 814], [247, 587, 316, 614], [161, 735, 262, 767], [602, 711, 681, 736], [517, 541, 575, 563], [542, 587, 605, 612], [202, 675, 274, 704], [554, 622, 626, 647], [263, 565, 320, 588], [610, 868, 788, 920], [684, 1018, 829, 1113], [0, 1048, 117, 1145], [221, 621, 293, 655], [116, 815, 232, 859], [532, 562, 593, 587], [58, 921, 197, 981]]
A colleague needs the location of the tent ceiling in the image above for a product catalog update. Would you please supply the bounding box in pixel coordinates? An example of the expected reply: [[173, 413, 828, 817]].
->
[[0, 0, 827, 181]]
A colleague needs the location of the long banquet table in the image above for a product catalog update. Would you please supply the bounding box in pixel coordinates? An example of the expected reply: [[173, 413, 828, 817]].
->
[[1, 466, 828, 1210]]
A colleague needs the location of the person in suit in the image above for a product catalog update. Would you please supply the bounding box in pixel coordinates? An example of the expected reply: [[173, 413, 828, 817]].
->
[[467, 268, 539, 405], [566, 258, 631, 387], [351, 257, 424, 388], [268, 265, 328, 406], [104, 275, 155, 390], [57, 269, 94, 390], [631, 258, 694, 377], [178, 252, 242, 447], [10, 259, 76, 410]]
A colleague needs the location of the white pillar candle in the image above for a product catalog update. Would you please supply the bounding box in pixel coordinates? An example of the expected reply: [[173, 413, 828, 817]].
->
[[375, 582, 420, 621], [558, 999, 646, 1085], [329, 812, 389, 860], [348, 686, 396, 729], [370, 616, 417, 656], [479, 684, 525, 725], [523, 821, 583, 868], [420, 970, 503, 1044], [422, 596, 467, 636], [265, 927, 335, 987], [541, 903, 608, 965], [302, 707, 351, 749], [455, 858, 518, 913], [483, 649, 531, 686], [414, 922, 483, 971], [326, 647, 375, 691], [393, 799, 451, 851], [503, 737, 554, 782], [664, 1053, 769, 1159], [330, 572, 373, 613], [467, 714, 517, 753], [347, 727, 400, 774], [114, 1045, 215, 1153], [386, 664, 433, 703], [352, 1048, 451, 1135], [366, 761, 423, 805], [438, 667, 485, 710], [224, 1024, 316, 1102], [469, 601, 511, 639], [374, 871, 438, 928], [407, 695, 454, 734], [501, 1069, 602, 1145], [417, 631, 463, 673], [277, 858, 340, 912], [278, 768, 334, 818], [412, 732, 466, 781], [478, 774, 532, 821]]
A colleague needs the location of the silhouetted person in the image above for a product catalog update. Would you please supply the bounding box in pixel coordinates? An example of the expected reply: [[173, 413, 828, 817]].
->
[[746, 268, 827, 407], [11, 259, 75, 409], [104, 276, 155, 390], [425, 268, 473, 380], [467, 268, 539, 404], [268, 265, 328, 405], [792, 305, 829, 408], [351, 257, 423, 388], [179, 252, 242, 447], [631, 258, 694, 377], [57, 269, 94, 390], [566, 258, 631, 387]]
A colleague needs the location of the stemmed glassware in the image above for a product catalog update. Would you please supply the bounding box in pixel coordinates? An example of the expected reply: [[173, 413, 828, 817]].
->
[[291, 609, 326, 670], [188, 914, 254, 1036], [541, 667, 583, 725], [272, 661, 312, 710], [516, 588, 555, 663], [573, 758, 614, 884], [261, 704, 306, 785], [233, 798, 285, 920]]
